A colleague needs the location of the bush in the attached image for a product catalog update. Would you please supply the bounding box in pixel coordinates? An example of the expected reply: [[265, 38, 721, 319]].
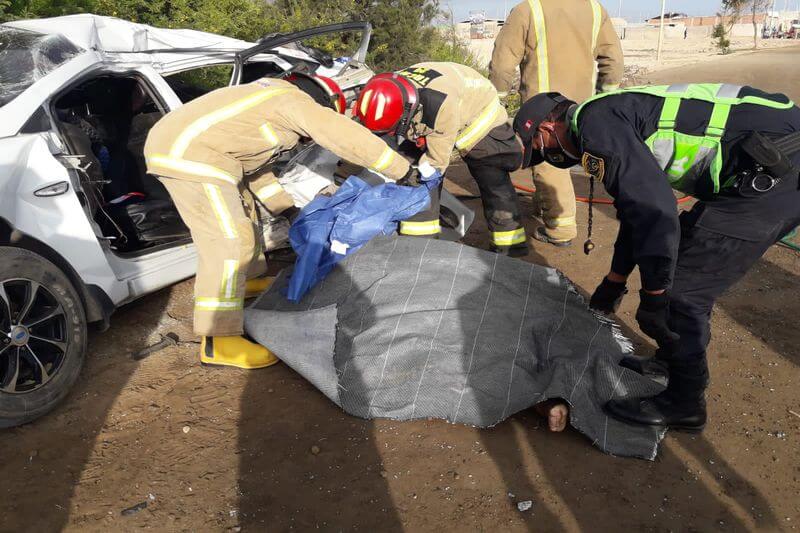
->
[[712, 23, 731, 54]]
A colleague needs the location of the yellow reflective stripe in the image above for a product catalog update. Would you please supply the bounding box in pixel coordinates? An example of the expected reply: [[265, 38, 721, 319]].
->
[[255, 182, 285, 203], [371, 146, 396, 172], [195, 297, 244, 311], [455, 100, 503, 150], [493, 228, 527, 246], [170, 88, 291, 158], [203, 184, 238, 240], [550, 216, 577, 228], [589, 0, 602, 51], [259, 123, 280, 146], [220, 259, 239, 298], [527, 0, 550, 93], [400, 220, 441, 236], [148, 154, 239, 185]]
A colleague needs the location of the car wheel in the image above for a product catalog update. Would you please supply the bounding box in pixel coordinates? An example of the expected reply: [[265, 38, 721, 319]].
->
[[0, 247, 87, 428]]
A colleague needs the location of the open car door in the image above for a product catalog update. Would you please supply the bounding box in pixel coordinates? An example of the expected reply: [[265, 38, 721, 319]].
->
[[230, 22, 373, 94]]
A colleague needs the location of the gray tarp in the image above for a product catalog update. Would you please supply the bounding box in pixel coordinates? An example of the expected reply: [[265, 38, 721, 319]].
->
[[245, 236, 666, 459]]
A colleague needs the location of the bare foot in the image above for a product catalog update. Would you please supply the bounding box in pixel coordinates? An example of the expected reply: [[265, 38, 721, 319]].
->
[[534, 399, 570, 432]]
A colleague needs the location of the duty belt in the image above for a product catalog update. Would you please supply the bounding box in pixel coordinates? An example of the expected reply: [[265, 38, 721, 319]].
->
[[734, 130, 800, 196]]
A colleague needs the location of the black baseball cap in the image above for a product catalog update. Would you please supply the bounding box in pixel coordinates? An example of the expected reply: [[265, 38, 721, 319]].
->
[[513, 92, 575, 168]]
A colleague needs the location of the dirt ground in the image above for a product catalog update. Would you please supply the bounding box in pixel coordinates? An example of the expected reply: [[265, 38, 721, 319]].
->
[[2, 48, 800, 533]]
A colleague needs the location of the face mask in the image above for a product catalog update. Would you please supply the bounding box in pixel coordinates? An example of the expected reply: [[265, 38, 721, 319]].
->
[[539, 132, 581, 169]]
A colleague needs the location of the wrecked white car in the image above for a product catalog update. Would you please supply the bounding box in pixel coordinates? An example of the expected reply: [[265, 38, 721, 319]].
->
[[0, 14, 378, 427]]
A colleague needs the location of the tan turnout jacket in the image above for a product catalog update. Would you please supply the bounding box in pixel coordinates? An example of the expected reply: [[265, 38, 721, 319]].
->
[[145, 78, 410, 208], [489, 0, 624, 103], [398, 62, 508, 172]]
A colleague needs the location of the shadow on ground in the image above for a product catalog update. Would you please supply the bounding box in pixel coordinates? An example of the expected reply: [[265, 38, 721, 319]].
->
[[0, 288, 172, 531]]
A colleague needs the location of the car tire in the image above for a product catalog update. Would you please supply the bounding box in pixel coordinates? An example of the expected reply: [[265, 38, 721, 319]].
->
[[0, 247, 87, 428]]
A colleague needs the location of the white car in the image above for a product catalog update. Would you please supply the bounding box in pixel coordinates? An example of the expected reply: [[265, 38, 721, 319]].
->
[[0, 14, 378, 427]]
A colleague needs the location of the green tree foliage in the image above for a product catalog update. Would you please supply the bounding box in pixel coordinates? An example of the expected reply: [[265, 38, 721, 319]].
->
[[0, 0, 471, 73]]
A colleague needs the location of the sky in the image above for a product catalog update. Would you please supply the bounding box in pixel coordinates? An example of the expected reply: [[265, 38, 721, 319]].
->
[[444, 0, 727, 23]]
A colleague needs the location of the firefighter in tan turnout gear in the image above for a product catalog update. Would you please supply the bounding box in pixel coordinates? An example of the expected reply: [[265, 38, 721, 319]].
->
[[489, 0, 623, 245], [354, 62, 529, 256], [145, 75, 410, 369]]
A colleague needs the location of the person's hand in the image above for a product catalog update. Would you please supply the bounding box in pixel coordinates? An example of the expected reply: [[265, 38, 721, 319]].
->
[[397, 167, 421, 187], [589, 277, 628, 314], [635, 290, 680, 348]]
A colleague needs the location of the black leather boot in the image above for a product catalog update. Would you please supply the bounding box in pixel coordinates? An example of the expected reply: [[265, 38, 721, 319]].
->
[[606, 360, 708, 431], [605, 393, 707, 432]]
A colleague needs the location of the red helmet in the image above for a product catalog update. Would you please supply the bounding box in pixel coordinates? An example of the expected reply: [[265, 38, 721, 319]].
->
[[285, 72, 346, 114], [354, 73, 419, 136]]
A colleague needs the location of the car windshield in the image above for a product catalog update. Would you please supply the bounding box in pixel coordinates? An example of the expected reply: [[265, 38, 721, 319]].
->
[[0, 27, 83, 108]]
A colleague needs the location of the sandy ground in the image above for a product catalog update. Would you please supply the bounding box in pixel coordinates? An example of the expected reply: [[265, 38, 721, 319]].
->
[[2, 48, 800, 532], [469, 35, 800, 85]]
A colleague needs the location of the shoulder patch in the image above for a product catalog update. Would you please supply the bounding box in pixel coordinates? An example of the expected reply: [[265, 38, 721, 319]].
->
[[419, 88, 447, 129], [582, 152, 605, 182], [397, 66, 443, 87]]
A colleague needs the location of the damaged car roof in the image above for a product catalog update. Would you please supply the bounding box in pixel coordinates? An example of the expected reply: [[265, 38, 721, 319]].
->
[[5, 14, 255, 54]]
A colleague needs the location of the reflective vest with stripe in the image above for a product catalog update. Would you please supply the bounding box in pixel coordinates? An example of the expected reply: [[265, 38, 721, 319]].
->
[[571, 83, 795, 195], [527, 0, 603, 95]]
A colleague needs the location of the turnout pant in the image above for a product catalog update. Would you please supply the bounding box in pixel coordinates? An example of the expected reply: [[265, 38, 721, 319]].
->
[[532, 163, 578, 242], [666, 175, 800, 399], [399, 124, 527, 252], [159, 177, 267, 337]]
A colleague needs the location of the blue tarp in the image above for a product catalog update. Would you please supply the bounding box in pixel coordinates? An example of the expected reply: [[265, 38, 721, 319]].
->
[[285, 175, 440, 302]]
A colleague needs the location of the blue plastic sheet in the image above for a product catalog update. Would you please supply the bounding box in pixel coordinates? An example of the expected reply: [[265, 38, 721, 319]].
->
[[285, 175, 440, 302]]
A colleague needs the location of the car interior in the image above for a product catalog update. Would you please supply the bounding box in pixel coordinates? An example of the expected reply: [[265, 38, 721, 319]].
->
[[51, 75, 190, 254]]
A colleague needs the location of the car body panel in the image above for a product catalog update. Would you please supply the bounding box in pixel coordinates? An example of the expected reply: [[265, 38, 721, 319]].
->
[[0, 15, 378, 314], [0, 134, 127, 302]]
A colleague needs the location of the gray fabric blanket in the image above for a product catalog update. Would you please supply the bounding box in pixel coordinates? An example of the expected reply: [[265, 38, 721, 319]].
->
[[245, 236, 666, 459]]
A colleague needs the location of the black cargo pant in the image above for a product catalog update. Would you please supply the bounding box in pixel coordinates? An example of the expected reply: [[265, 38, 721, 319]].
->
[[401, 124, 526, 254], [665, 171, 800, 400]]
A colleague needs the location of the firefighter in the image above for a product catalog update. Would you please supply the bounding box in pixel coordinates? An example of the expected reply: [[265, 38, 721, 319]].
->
[[354, 62, 528, 256], [512, 84, 800, 430], [144, 75, 410, 369], [489, 0, 623, 246]]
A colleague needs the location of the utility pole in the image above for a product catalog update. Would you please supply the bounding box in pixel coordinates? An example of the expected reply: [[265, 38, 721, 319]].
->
[[618, 0, 623, 18], [657, 0, 667, 62]]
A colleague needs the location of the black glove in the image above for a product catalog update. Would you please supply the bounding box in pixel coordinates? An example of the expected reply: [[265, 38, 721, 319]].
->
[[589, 277, 628, 314], [397, 166, 421, 187], [635, 290, 680, 348]]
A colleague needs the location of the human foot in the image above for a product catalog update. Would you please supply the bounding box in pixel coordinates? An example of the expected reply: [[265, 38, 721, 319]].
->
[[534, 399, 570, 432]]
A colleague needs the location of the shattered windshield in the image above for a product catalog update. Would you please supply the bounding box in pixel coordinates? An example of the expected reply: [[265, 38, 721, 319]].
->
[[0, 27, 83, 108]]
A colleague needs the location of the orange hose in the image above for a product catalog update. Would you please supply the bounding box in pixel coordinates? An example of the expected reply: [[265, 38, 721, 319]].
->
[[513, 183, 694, 205]]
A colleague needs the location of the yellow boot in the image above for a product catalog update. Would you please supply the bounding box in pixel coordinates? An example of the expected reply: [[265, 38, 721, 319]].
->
[[200, 336, 280, 369], [245, 276, 275, 298]]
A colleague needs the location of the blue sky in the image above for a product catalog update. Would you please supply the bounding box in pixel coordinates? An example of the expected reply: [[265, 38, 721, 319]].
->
[[444, 0, 725, 23]]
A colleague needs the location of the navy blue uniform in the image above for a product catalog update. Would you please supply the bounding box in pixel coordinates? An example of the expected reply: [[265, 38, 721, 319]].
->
[[573, 89, 800, 396]]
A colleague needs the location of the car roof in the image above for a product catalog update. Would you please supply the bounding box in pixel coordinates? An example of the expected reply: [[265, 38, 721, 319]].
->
[[5, 14, 255, 54]]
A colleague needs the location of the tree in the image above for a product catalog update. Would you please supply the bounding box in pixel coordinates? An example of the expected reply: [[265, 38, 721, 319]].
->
[[714, 0, 747, 54], [751, 0, 770, 49]]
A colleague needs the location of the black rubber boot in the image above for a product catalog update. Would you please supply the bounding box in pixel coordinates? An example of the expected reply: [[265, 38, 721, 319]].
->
[[493, 242, 529, 258]]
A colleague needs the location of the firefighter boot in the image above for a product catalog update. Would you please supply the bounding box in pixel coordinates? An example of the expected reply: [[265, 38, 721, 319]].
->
[[200, 336, 280, 369], [245, 276, 275, 298]]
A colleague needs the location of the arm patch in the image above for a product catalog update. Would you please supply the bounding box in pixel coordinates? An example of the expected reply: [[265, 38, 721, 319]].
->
[[582, 152, 606, 182]]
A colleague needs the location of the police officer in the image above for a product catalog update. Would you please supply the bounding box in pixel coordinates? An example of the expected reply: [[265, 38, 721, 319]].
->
[[490, 0, 623, 246], [145, 75, 410, 369], [511, 84, 800, 430], [353, 62, 528, 256]]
